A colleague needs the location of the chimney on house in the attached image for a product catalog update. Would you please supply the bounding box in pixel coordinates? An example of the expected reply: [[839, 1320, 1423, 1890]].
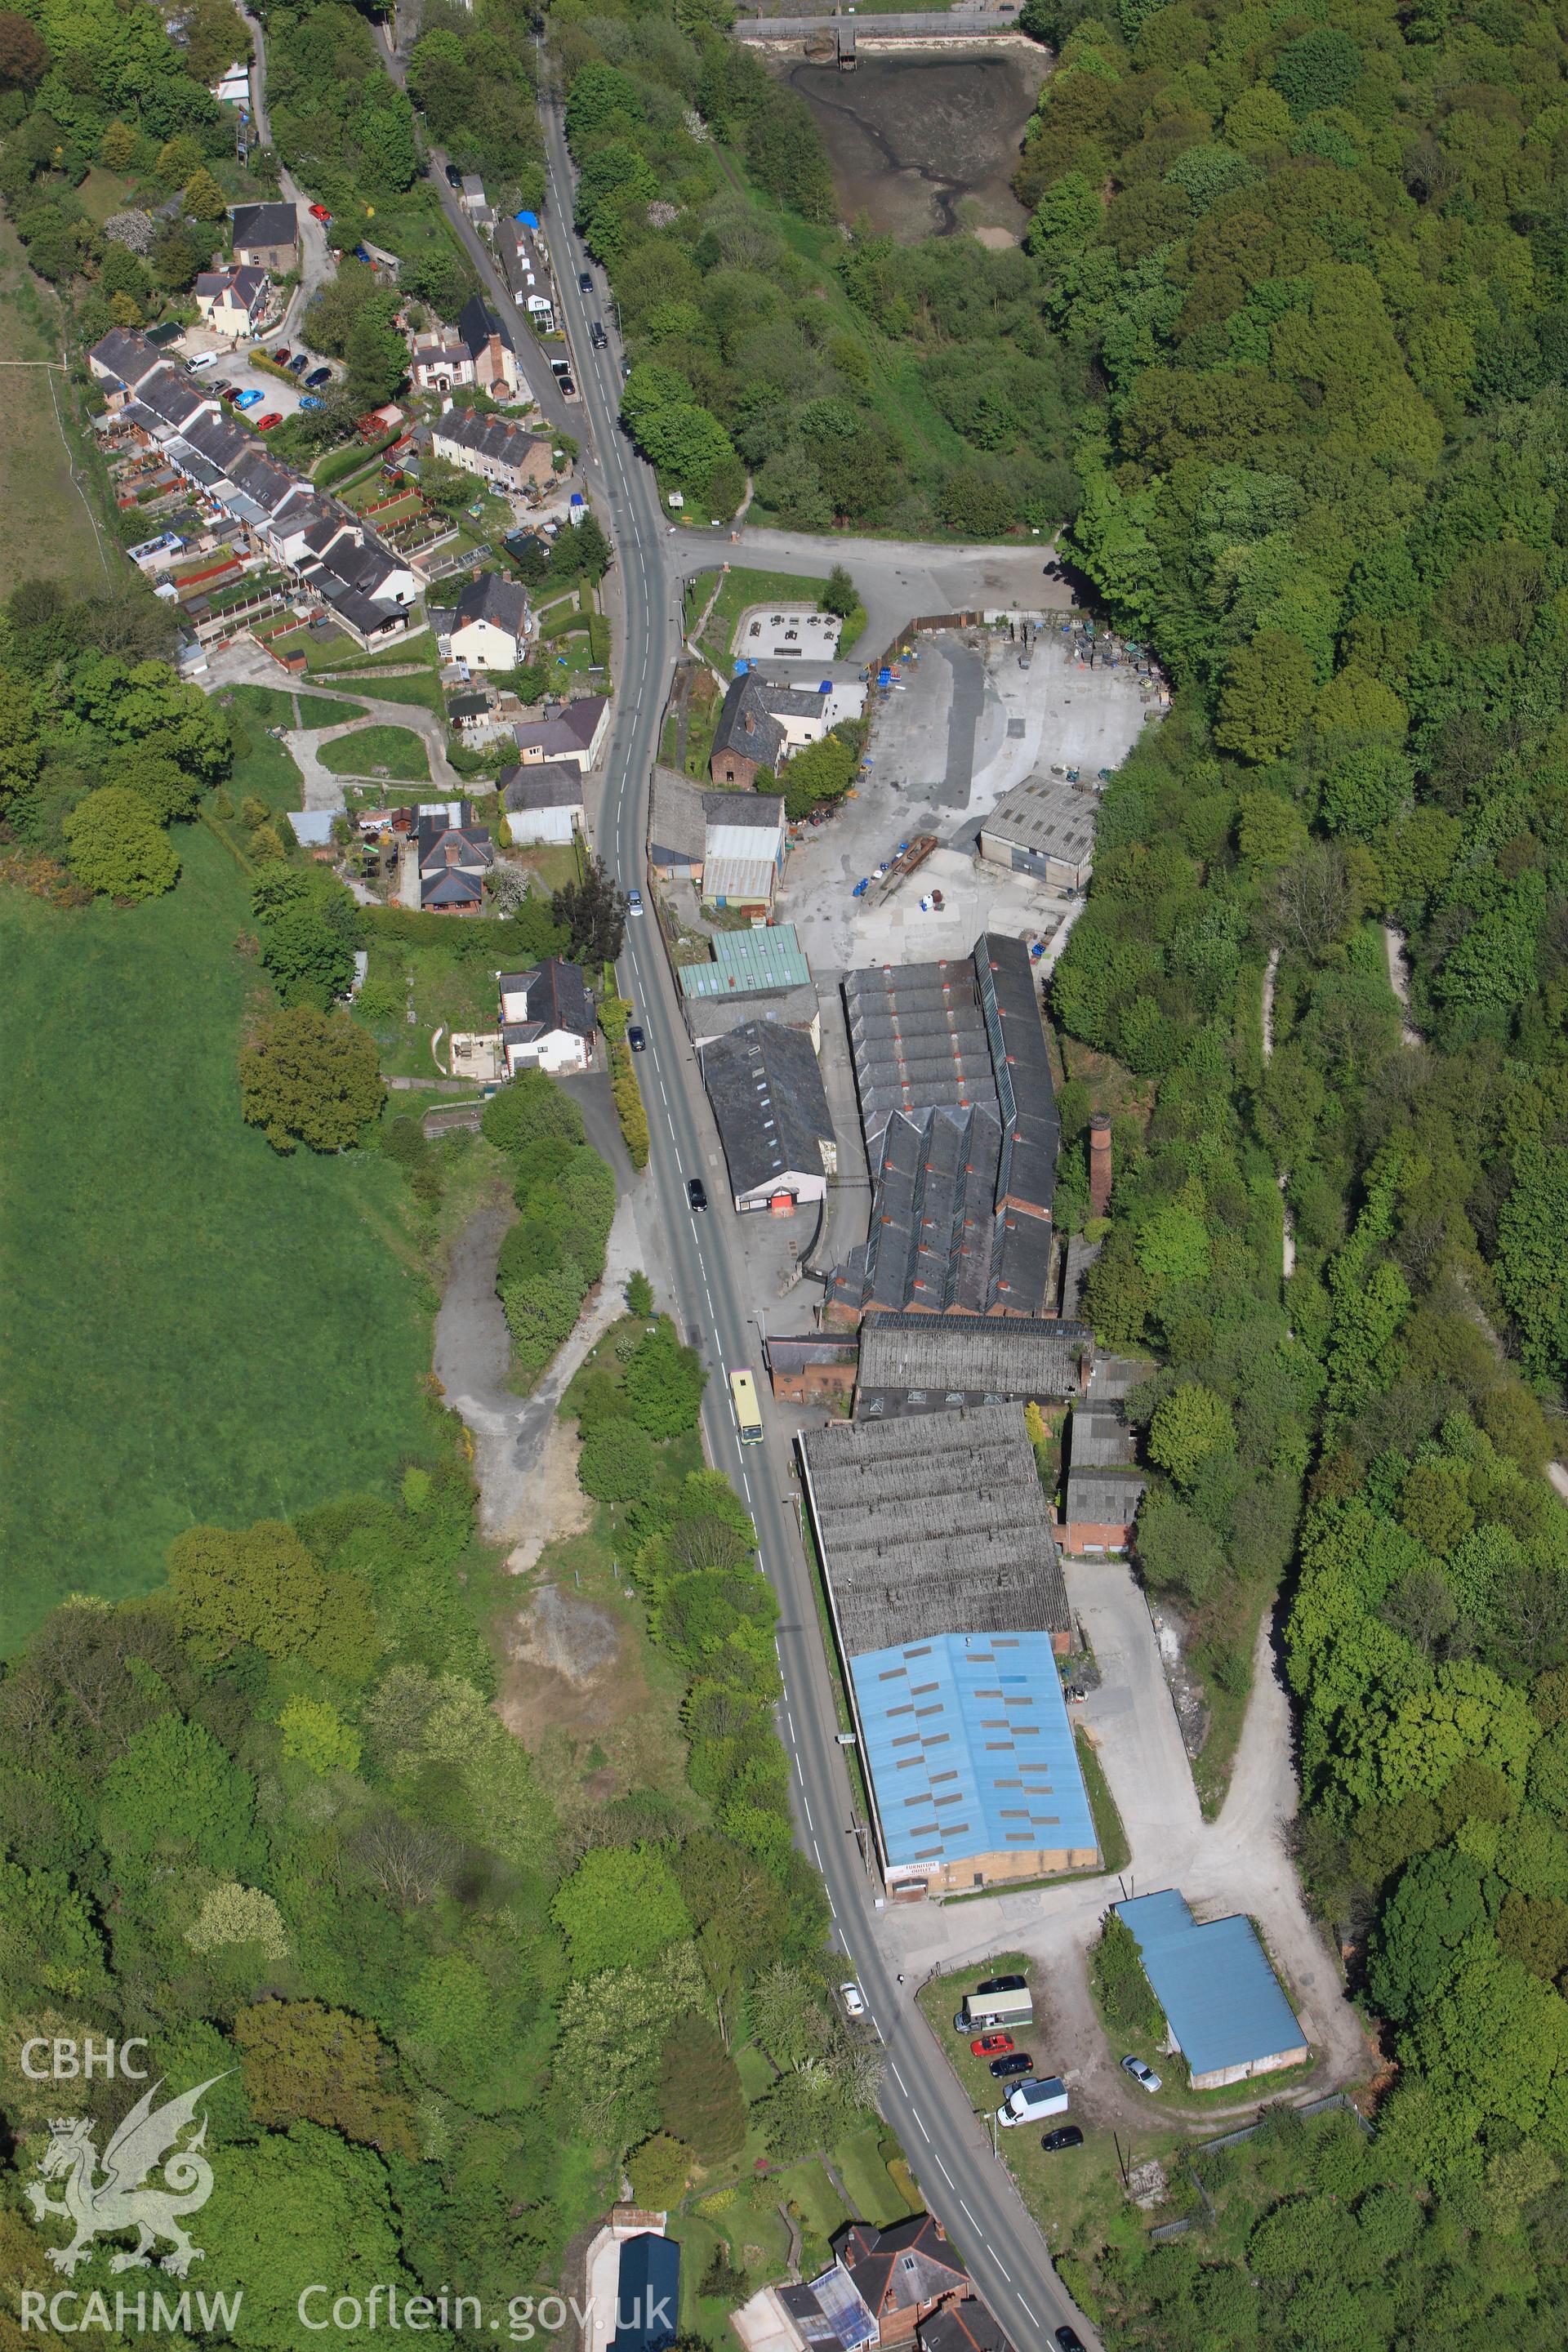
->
[[1088, 1115, 1112, 1218]]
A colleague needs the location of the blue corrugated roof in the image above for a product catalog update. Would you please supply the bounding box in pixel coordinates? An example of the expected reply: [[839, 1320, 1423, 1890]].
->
[[850, 1629, 1094, 1873], [1114, 1891, 1306, 2078], [610, 2234, 679, 2352]]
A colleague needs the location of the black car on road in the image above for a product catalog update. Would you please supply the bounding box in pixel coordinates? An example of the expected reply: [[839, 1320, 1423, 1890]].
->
[[686, 1178, 708, 1214], [627, 1026, 645, 1053], [577, 270, 592, 293], [444, 163, 463, 190]]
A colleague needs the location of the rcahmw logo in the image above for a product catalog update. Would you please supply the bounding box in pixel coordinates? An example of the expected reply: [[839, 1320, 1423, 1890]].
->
[[24, 2073, 229, 2285]]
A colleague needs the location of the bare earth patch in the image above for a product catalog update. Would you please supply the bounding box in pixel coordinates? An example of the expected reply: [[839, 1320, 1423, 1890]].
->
[[505, 1416, 594, 1579]]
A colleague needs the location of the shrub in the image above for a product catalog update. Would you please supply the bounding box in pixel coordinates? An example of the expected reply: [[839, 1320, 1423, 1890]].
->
[[609, 1036, 649, 1168], [1091, 1913, 1164, 2041]]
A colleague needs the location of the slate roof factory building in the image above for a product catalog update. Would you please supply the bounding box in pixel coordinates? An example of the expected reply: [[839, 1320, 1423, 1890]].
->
[[699, 1019, 836, 1213], [799, 1405, 1095, 1899], [828, 935, 1061, 1326]]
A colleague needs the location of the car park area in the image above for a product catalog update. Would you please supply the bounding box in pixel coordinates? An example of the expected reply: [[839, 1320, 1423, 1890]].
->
[[179, 333, 313, 419], [774, 620, 1155, 980]]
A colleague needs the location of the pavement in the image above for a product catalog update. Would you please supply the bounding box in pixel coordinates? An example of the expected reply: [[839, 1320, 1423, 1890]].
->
[[289, 702, 461, 804], [179, 341, 312, 418], [201, 639, 459, 805]]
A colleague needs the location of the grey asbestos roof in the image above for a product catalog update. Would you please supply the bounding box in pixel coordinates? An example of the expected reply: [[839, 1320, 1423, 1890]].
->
[[649, 767, 706, 862], [1063, 1467, 1147, 1525], [982, 773, 1099, 869], [682, 983, 819, 1047], [843, 955, 996, 1140], [833, 936, 1058, 1321], [700, 1018, 835, 1200], [800, 1403, 1070, 1650], [1069, 1406, 1137, 1470], [857, 1312, 1092, 1405], [501, 761, 582, 811]]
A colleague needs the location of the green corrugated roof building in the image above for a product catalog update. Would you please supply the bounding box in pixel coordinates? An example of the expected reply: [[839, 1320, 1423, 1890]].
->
[[679, 923, 811, 997]]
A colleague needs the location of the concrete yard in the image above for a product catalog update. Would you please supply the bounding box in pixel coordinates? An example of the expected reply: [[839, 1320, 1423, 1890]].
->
[[775, 622, 1156, 977], [736, 603, 842, 660]]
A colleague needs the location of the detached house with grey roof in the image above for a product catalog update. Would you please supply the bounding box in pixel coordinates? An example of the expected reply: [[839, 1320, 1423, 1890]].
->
[[229, 202, 299, 272], [497, 959, 594, 1074], [449, 570, 532, 670], [401, 801, 495, 914], [194, 264, 270, 340]]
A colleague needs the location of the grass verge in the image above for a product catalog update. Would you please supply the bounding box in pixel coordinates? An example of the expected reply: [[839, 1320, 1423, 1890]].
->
[[1076, 1726, 1132, 1873]]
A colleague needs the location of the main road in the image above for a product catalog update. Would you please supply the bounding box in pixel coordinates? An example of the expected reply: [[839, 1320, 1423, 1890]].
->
[[536, 96, 1099, 2352]]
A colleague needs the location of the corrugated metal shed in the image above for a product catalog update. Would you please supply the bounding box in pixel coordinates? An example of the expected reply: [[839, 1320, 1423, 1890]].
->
[[1115, 1891, 1307, 2080], [679, 924, 811, 996], [851, 1629, 1094, 1873], [702, 855, 775, 904]]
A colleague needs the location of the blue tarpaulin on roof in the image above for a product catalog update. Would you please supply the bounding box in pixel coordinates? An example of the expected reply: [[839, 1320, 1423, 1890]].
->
[[1115, 1891, 1306, 2079], [515, 210, 541, 228]]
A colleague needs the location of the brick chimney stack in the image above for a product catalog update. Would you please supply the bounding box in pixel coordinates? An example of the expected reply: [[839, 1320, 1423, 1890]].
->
[[1088, 1114, 1113, 1218]]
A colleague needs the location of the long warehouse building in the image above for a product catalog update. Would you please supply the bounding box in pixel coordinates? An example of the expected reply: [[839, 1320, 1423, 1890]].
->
[[799, 1405, 1097, 1899]]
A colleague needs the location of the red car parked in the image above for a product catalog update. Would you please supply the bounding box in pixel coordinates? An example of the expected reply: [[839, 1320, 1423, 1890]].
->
[[255, 412, 283, 431], [971, 2033, 1015, 2058], [309, 203, 332, 223]]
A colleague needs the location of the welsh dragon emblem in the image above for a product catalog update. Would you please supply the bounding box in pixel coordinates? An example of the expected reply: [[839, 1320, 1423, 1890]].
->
[[25, 2076, 225, 2278]]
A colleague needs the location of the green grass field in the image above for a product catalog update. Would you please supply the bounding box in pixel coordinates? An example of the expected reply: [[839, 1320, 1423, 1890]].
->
[[0, 219, 109, 599], [0, 826, 434, 1654], [319, 724, 430, 781]]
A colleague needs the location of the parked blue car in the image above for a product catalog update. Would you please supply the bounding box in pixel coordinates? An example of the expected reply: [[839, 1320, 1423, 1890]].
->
[[298, 394, 323, 410]]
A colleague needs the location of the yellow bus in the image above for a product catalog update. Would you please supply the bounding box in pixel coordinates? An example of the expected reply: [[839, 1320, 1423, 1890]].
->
[[728, 1368, 764, 1445]]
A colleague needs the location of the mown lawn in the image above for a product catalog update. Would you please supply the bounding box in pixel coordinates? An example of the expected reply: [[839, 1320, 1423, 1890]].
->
[[0, 826, 434, 1654], [319, 724, 430, 781]]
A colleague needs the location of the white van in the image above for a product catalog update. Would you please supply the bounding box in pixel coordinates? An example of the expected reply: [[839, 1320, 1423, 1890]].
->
[[997, 2076, 1068, 2127], [186, 352, 219, 372]]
